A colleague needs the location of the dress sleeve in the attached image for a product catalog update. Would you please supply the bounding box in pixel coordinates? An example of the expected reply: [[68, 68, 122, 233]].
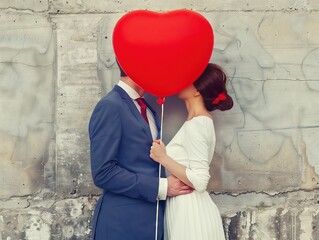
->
[[183, 119, 213, 193]]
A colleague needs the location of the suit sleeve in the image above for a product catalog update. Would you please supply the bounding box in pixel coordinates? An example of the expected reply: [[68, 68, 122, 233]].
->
[[89, 99, 159, 203]]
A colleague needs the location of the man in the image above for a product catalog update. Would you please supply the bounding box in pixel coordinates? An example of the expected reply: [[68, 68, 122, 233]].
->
[[89, 63, 193, 239]]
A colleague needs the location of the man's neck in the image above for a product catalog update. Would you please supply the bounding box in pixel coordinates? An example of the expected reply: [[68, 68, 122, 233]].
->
[[121, 77, 144, 96]]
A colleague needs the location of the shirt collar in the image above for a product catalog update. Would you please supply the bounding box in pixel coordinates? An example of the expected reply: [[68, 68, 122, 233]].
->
[[117, 80, 141, 100]]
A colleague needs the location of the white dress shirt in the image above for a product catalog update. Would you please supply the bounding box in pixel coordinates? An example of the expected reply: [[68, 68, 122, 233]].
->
[[117, 80, 167, 200]]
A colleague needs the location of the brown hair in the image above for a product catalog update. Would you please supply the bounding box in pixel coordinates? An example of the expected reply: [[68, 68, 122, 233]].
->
[[193, 63, 233, 111], [115, 59, 127, 77]]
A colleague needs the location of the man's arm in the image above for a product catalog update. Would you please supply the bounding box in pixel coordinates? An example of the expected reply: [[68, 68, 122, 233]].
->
[[158, 175, 193, 200], [166, 175, 193, 197], [89, 99, 159, 203]]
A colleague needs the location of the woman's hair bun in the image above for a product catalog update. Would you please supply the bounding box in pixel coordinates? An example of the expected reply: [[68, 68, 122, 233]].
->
[[194, 63, 233, 112]]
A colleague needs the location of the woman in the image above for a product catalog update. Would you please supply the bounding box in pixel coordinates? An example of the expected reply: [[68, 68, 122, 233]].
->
[[150, 63, 233, 240]]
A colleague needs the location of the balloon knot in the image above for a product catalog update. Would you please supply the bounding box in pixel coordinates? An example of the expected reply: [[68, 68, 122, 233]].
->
[[156, 97, 165, 105]]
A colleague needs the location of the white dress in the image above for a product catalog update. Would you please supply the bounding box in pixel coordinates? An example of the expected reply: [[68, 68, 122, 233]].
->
[[164, 116, 225, 240]]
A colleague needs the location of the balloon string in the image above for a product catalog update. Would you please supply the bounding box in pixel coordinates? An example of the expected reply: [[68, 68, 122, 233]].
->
[[155, 97, 165, 240], [160, 98, 165, 140]]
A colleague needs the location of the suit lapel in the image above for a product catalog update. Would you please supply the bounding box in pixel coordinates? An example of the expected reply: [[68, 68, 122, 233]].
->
[[114, 85, 153, 143]]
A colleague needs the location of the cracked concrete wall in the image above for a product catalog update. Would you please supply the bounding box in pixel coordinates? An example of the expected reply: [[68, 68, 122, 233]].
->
[[0, 13, 55, 198], [0, 0, 318, 239]]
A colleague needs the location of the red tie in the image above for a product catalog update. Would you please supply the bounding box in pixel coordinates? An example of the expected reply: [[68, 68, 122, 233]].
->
[[135, 98, 149, 124]]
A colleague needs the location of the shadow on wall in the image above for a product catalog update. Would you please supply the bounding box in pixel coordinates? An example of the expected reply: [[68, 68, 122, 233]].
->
[[0, 14, 55, 198]]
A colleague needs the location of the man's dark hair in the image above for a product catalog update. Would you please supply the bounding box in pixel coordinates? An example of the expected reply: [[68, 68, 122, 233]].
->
[[116, 59, 127, 77]]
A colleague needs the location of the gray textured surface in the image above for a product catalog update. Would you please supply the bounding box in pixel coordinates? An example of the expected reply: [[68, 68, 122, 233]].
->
[[0, 0, 319, 239]]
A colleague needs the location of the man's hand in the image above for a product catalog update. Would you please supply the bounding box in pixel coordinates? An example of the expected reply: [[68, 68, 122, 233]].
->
[[167, 175, 193, 197]]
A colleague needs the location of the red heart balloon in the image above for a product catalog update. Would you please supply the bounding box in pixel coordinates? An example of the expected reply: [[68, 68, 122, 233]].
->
[[113, 10, 214, 97]]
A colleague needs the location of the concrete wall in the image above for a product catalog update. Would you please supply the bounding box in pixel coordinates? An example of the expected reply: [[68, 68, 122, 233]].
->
[[0, 0, 318, 239]]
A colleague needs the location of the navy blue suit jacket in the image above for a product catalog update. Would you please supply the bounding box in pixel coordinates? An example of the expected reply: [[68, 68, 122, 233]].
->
[[89, 85, 165, 240]]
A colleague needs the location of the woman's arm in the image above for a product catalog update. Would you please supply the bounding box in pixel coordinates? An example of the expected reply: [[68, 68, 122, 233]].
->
[[150, 140, 195, 189], [150, 119, 213, 193]]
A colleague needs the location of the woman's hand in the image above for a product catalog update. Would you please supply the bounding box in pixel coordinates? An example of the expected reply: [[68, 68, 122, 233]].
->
[[150, 140, 167, 163]]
